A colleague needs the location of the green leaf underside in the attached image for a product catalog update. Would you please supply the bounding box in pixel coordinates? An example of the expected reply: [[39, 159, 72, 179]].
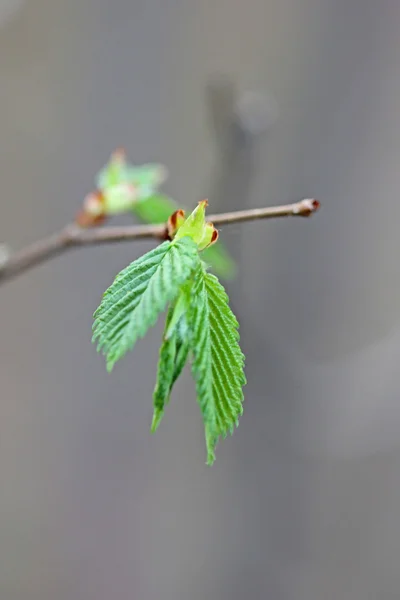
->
[[189, 265, 246, 465], [151, 305, 190, 432], [92, 237, 199, 371]]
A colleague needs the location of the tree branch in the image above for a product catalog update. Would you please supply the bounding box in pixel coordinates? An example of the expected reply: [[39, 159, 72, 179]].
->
[[0, 199, 319, 285]]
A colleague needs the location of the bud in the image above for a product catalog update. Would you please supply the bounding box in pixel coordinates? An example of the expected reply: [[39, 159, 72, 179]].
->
[[75, 210, 107, 228], [174, 200, 209, 245], [75, 190, 107, 227], [83, 190, 105, 217], [198, 222, 219, 250], [167, 209, 186, 238], [173, 200, 220, 250]]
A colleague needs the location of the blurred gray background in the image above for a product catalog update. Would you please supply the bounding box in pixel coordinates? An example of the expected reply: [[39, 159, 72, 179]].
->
[[1, 0, 400, 598]]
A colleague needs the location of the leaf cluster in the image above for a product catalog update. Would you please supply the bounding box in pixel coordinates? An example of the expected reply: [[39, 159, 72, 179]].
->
[[94, 151, 237, 280], [92, 206, 246, 464]]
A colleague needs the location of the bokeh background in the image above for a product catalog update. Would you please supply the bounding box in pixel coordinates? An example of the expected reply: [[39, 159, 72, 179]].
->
[[2, 1, 400, 598]]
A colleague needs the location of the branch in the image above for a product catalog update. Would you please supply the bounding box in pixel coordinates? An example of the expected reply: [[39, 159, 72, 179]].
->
[[0, 199, 319, 285]]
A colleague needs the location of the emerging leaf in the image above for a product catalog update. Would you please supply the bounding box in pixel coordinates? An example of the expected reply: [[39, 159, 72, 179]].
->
[[174, 200, 209, 246], [102, 183, 138, 214], [151, 316, 177, 432], [132, 194, 179, 224], [95, 148, 128, 189], [188, 264, 246, 464], [123, 164, 168, 197], [96, 149, 167, 200], [92, 237, 199, 371]]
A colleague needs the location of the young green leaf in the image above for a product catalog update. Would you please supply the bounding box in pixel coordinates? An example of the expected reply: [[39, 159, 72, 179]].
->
[[123, 164, 168, 198], [188, 264, 246, 464], [95, 149, 127, 189], [96, 149, 167, 198], [151, 312, 177, 432], [174, 200, 209, 246], [92, 237, 199, 371], [151, 302, 190, 432]]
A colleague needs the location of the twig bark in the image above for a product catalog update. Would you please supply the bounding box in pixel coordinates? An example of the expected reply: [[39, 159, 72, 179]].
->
[[0, 199, 319, 285]]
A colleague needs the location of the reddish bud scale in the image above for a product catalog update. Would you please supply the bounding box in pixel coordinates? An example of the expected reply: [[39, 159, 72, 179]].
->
[[75, 190, 107, 228], [75, 209, 108, 228], [167, 209, 186, 238], [210, 228, 219, 244]]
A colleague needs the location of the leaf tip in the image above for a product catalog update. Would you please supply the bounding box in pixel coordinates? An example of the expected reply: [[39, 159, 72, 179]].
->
[[206, 452, 216, 466], [151, 409, 164, 433], [106, 358, 115, 373]]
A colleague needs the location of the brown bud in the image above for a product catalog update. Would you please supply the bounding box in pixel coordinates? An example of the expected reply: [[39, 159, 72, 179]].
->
[[167, 209, 186, 238], [210, 227, 219, 245], [75, 209, 108, 228], [198, 222, 219, 250], [75, 190, 107, 228]]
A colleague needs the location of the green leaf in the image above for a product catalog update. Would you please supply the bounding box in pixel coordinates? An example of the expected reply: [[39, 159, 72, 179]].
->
[[188, 264, 246, 464], [92, 237, 199, 371], [171, 315, 190, 387], [96, 156, 167, 197], [164, 282, 191, 340], [151, 310, 177, 432], [201, 242, 237, 280], [151, 301, 190, 432], [132, 194, 178, 224]]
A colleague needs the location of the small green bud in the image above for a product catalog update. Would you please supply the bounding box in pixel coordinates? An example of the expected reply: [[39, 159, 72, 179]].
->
[[174, 200, 218, 250]]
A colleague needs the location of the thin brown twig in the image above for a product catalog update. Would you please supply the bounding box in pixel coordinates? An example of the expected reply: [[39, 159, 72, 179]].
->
[[0, 199, 319, 285]]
